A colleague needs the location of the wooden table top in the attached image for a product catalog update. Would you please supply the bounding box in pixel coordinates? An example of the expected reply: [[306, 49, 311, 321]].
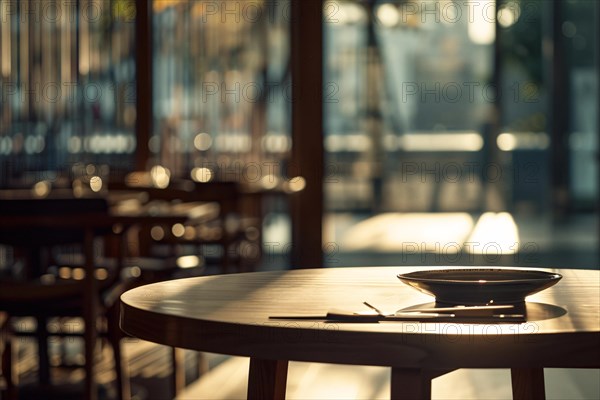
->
[[0, 204, 188, 229], [120, 267, 600, 369]]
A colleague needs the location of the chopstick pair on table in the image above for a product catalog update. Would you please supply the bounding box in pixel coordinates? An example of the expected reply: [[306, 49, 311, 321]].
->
[[269, 302, 527, 323]]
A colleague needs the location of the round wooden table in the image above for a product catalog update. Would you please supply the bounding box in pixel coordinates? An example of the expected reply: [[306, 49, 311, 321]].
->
[[120, 267, 600, 399]]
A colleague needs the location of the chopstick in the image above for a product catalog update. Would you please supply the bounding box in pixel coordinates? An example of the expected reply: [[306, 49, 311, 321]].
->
[[269, 309, 526, 323], [395, 304, 516, 317], [269, 303, 525, 323], [363, 301, 385, 316]]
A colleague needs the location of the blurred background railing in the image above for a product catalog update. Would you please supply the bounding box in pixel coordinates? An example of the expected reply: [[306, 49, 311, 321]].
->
[[0, 0, 137, 179]]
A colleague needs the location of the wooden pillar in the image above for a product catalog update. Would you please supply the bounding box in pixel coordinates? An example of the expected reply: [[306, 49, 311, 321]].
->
[[290, 0, 324, 268], [597, 0, 600, 263], [135, 0, 152, 171]]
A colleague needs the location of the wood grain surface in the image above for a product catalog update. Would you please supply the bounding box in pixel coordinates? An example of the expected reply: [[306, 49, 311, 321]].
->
[[120, 267, 600, 369]]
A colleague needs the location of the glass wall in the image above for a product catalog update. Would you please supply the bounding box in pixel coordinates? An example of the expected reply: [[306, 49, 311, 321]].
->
[[151, 0, 293, 266], [1, 0, 293, 265], [324, 0, 599, 268], [325, 1, 496, 214], [564, 0, 598, 210], [497, 0, 551, 213], [151, 0, 291, 182], [0, 0, 137, 187], [1, 0, 596, 268]]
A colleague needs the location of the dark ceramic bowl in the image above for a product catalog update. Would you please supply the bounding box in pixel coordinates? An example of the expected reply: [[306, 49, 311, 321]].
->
[[397, 268, 562, 305]]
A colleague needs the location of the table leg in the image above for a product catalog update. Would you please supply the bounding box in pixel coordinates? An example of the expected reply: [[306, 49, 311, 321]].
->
[[511, 368, 545, 400], [247, 358, 288, 400], [171, 347, 185, 396], [391, 367, 427, 400]]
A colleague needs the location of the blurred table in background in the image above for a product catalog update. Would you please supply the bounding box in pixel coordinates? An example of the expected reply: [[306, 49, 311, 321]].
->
[[0, 192, 190, 400]]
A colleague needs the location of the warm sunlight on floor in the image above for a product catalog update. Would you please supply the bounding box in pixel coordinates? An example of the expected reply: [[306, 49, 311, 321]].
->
[[177, 356, 600, 400], [328, 212, 520, 255]]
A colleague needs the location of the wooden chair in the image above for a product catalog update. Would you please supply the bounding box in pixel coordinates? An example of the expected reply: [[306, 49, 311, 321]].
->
[[0, 197, 131, 400], [112, 178, 254, 273], [107, 178, 256, 396]]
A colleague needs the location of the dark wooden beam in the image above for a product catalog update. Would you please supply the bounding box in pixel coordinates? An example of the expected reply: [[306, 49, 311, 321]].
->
[[290, 0, 324, 268], [135, 0, 152, 171], [597, 0, 600, 262]]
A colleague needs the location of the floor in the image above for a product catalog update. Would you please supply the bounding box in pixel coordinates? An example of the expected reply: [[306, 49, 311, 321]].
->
[[176, 355, 600, 400], [4, 334, 198, 400], [8, 335, 598, 400]]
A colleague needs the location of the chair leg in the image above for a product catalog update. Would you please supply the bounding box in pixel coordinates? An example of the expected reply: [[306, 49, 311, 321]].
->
[[83, 313, 97, 400], [171, 347, 185, 397], [1, 315, 18, 400], [36, 316, 50, 385], [83, 227, 98, 400], [106, 299, 130, 400], [2, 341, 17, 400], [198, 352, 209, 376], [109, 334, 130, 400]]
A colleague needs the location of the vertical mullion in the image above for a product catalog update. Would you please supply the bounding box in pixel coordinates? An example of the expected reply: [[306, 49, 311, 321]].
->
[[491, 0, 503, 213], [290, 0, 324, 268], [551, 0, 570, 218], [135, 0, 151, 170]]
